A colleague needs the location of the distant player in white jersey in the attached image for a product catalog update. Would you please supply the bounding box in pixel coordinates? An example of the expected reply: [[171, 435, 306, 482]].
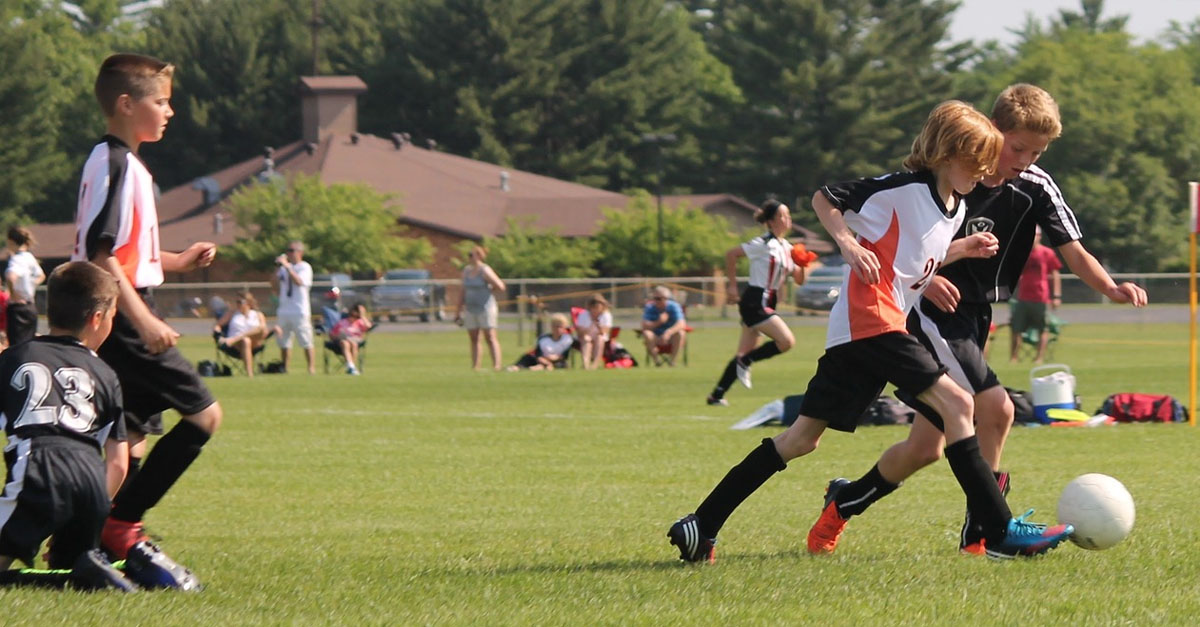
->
[[4, 227, 46, 346], [705, 199, 813, 406], [73, 53, 221, 571], [669, 100, 1074, 563]]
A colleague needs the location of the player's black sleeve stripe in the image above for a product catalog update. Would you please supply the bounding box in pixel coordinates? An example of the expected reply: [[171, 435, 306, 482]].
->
[[1020, 166, 1081, 239], [85, 144, 128, 260]]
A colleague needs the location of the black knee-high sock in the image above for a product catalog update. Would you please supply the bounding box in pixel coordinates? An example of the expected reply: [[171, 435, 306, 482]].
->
[[742, 341, 781, 365], [710, 357, 740, 399], [110, 421, 210, 523], [114, 456, 141, 504], [944, 436, 1011, 544], [834, 465, 899, 518], [694, 438, 787, 538]]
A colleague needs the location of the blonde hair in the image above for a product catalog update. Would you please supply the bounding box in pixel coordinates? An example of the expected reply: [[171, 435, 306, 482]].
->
[[95, 53, 175, 117], [471, 246, 488, 262], [549, 313, 570, 328], [903, 100, 1003, 176], [991, 84, 1062, 138], [586, 293, 609, 309]]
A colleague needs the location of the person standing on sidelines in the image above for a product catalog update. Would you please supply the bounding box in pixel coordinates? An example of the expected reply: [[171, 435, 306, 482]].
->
[[455, 246, 506, 371], [73, 53, 221, 565], [803, 84, 1147, 557], [272, 240, 315, 374], [668, 100, 1073, 563], [5, 226, 46, 346], [705, 200, 813, 406], [1009, 226, 1062, 363]]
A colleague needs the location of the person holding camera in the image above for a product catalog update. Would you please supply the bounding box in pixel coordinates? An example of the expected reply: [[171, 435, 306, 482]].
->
[[271, 240, 314, 374]]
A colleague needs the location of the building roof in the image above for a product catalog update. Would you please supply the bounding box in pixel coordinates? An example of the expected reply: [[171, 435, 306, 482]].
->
[[30, 131, 831, 259]]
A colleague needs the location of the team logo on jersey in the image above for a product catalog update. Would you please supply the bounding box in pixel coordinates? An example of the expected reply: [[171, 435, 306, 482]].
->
[[966, 217, 995, 235]]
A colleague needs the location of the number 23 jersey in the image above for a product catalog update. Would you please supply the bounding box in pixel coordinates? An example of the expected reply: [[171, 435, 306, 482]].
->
[[0, 335, 125, 451], [819, 170, 966, 349]]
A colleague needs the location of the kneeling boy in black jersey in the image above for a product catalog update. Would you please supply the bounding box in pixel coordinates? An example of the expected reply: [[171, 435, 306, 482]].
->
[[0, 262, 134, 590]]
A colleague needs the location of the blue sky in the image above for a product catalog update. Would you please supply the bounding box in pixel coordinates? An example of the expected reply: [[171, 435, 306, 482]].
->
[[950, 0, 1200, 46]]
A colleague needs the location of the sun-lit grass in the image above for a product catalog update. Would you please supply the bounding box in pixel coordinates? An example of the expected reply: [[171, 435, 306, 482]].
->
[[3, 312, 1197, 625]]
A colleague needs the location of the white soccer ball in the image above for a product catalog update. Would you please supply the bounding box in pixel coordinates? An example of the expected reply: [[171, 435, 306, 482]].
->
[[1056, 473, 1135, 550]]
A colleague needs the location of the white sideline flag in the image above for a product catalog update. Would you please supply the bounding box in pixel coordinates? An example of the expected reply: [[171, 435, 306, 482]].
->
[[1192, 182, 1200, 234]]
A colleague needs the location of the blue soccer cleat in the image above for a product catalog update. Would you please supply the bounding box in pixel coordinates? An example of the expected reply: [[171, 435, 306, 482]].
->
[[123, 541, 202, 591], [71, 549, 139, 592], [987, 509, 1073, 559]]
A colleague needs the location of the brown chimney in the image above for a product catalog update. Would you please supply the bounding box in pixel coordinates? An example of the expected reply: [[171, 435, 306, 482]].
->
[[298, 76, 367, 144]]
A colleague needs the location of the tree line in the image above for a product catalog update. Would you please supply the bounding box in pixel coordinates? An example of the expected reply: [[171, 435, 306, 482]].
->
[[2, 0, 1199, 273]]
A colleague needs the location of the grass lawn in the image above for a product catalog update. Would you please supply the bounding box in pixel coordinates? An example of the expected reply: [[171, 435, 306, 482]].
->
[[3, 316, 1198, 625]]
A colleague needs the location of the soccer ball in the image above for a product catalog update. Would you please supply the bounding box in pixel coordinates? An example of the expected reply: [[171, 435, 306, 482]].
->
[[1056, 473, 1135, 550]]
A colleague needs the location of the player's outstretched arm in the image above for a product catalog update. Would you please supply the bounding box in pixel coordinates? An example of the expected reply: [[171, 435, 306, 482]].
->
[[725, 246, 744, 301], [161, 241, 217, 273], [811, 190, 879, 284], [104, 438, 129, 499], [1057, 241, 1147, 307], [93, 249, 180, 354]]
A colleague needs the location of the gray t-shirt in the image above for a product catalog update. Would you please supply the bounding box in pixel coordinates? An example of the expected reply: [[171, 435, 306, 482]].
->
[[462, 266, 495, 312]]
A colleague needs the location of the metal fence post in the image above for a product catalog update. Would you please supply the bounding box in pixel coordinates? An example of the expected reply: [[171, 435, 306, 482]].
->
[[517, 281, 527, 346]]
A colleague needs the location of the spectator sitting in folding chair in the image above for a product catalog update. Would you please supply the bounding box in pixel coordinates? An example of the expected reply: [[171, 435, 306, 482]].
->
[[213, 291, 274, 377], [641, 286, 688, 366], [508, 313, 573, 371], [575, 293, 615, 370], [328, 303, 372, 375]]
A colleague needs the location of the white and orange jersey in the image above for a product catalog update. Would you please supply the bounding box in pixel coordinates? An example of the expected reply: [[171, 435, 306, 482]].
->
[[741, 232, 795, 294], [72, 136, 163, 289], [819, 171, 966, 349]]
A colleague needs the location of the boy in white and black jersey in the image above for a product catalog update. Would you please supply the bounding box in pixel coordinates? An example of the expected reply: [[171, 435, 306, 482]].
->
[[706, 200, 809, 405], [0, 262, 134, 590], [806, 84, 1148, 555], [669, 101, 1074, 563], [73, 53, 222, 564], [508, 314, 575, 371]]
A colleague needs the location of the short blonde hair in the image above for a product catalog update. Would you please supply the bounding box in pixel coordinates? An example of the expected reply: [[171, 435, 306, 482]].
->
[[991, 84, 1062, 138], [549, 313, 570, 328], [903, 100, 1003, 176], [94, 53, 175, 117]]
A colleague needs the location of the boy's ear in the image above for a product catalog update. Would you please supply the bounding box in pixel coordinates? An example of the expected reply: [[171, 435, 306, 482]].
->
[[87, 308, 106, 330], [115, 93, 134, 116]]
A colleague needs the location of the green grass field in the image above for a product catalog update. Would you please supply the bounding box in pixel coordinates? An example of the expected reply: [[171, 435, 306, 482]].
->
[[4, 314, 1199, 625]]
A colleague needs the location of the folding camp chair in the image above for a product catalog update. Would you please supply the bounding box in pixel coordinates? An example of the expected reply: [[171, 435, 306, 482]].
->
[[1019, 312, 1064, 361], [569, 306, 623, 369], [320, 305, 372, 374], [213, 327, 273, 376]]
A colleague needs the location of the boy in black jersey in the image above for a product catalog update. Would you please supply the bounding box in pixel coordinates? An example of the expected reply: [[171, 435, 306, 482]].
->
[[0, 262, 134, 589], [805, 84, 1148, 556]]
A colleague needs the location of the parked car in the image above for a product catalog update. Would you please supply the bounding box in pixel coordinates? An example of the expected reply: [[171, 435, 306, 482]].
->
[[311, 273, 358, 314], [795, 264, 847, 312], [370, 269, 445, 322]]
